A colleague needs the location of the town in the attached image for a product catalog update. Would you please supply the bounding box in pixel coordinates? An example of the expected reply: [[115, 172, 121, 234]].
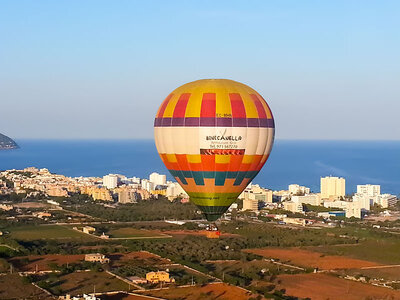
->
[[1, 167, 397, 223], [0, 167, 400, 299]]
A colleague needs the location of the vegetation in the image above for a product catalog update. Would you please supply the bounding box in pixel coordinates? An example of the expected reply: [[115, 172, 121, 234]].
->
[[5, 225, 95, 242], [59, 195, 202, 221], [302, 204, 333, 213], [34, 270, 130, 296]]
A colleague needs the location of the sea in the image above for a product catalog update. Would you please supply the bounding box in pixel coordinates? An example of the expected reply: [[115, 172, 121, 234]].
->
[[0, 139, 399, 195]]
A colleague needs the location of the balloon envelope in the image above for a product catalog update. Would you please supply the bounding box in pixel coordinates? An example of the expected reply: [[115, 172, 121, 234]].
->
[[154, 79, 275, 221]]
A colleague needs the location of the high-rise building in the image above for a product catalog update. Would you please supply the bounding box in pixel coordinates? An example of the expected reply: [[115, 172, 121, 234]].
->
[[357, 184, 381, 197], [320, 176, 345, 199], [166, 182, 187, 200], [117, 187, 137, 204], [103, 174, 118, 189], [243, 197, 258, 211], [141, 179, 154, 192], [352, 194, 371, 211], [240, 185, 273, 203], [149, 172, 167, 186]]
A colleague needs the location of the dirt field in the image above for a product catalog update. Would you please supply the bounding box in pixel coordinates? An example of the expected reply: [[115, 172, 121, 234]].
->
[[140, 282, 256, 300], [276, 273, 400, 300], [13, 202, 49, 208], [101, 292, 164, 300], [343, 265, 400, 281], [245, 247, 380, 270], [0, 274, 50, 299], [9, 254, 85, 272]]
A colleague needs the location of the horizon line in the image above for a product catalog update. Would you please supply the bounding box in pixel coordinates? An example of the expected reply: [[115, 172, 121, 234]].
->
[[11, 137, 400, 142]]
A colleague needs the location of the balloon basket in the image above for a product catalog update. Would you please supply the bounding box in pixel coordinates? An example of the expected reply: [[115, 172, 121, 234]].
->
[[204, 223, 221, 239], [205, 230, 221, 239]]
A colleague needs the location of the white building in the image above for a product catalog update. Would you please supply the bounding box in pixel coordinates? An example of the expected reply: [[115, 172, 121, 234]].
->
[[130, 176, 141, 184], [149, 172, 167, 186], [141, 179, 155, 192], [378, 194, 398, 208], [103, 174, 119, 189], [323, 200, 348, 209], [166, 182, 187, 200], [345, 201, 361, 218], [243, 197, 258, 211], [352, 194, 371, 211], [288, 184, 310, 195], [283, 201, 303, 213], [356, 185, 397, 209], [292, 194, 321, 206], [272, 190, 291, 202], [357, 184, 381, 197], [320, 176, 345, 199]]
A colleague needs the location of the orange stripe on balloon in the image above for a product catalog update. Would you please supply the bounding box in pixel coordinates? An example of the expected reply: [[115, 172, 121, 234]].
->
[[249, 155, 264, 171], [229, 155, 244, 171], [201, 155, 215, 170], [215, 163, 230, 172], [188, 163, 204, 172], [175, 154, 190, 171], [181, 178, 199, 193]]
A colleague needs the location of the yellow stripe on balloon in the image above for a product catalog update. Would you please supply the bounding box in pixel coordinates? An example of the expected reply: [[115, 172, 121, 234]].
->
[[186, 154, 202, 163], [215, 88, 232, 117], [166, 154, 177, 162], [162, 93, 180, 118], [184, 88, 202, 118], [215, 155, 231, 164], [242, 155, 254, 164], [241, 93, 259, 118]]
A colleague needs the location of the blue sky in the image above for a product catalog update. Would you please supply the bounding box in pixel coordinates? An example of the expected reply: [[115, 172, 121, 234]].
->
[[1, 0, 399, 140]]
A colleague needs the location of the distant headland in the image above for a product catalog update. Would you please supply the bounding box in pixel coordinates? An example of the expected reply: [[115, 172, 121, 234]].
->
[[0, 133, 19, 150]]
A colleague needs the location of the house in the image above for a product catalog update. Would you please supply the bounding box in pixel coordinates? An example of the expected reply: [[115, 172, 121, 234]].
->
[[34, 212, 52, 219], [82, 226, 95, 234], [84, 253, 110, 264], [146, 271, 175, 283]]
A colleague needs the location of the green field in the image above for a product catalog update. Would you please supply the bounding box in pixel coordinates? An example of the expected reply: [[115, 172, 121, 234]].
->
[[6, 225, 97, 241], [36, 271, 131, 295], [307, 239, 400, 265], [0, 274, 48, 299], [107, 227, 168, 239], [168, 265, 213, 285]]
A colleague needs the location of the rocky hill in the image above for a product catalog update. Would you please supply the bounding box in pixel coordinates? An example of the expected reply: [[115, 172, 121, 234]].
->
[[0, 133, 19, 150]]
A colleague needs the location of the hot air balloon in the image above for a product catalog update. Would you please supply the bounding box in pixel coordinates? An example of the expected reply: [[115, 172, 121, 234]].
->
[[154, 79, 275, 223]]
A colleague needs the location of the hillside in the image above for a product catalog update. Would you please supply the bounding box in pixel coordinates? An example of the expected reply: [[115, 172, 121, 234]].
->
[[0, 133, 19, 150]]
